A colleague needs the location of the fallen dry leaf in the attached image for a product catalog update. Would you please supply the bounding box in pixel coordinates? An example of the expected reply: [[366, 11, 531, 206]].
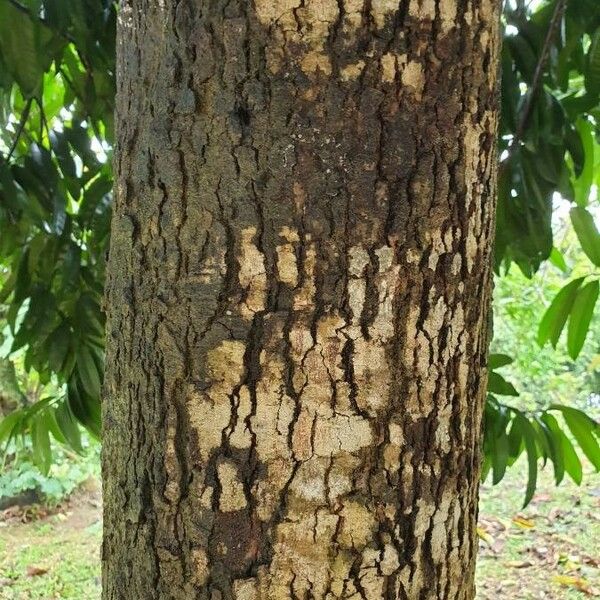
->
[[553, 575, 599, 596], [477, 526, 495, 546], [533, 493, 552, 503], [512, 516, 535, 529], [531, 545, 549, 560], [26, 565, 48, 577], [505, 560, 533, 568], [583, 555, 600, 568]]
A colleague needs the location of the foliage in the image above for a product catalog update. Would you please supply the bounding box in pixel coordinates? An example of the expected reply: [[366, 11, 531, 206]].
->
[[490, 232, 600, 412], [497, 0, 600, 275], [480, 209, 600, 505], [0, 437, 99, 505], [483, 383, 599, 507], [0, 0, 599, 507], [0, 0, 114, 450]]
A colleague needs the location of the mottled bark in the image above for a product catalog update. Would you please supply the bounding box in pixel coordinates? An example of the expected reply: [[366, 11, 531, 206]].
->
[[103, 1, 501, 599]]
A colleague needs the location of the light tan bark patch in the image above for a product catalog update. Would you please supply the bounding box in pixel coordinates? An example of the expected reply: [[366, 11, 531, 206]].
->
[[191, 548, 209, 586], [381, 52, 397, 83], [254, 0, 301, 24], [340, 60, 365, 81], [313, 414, 373, 456], [401, 60, 425, 100], [276, 227, 300, 286], [300, 51, 332, 76], [293, 241, 316, 310], [233, 578, 258, 600], [338, 501, 376, 549], [371, 0, 401, 28], [238, 227, 267, 318], [187, 340, 245, 460], [217, 461, 247, 512]]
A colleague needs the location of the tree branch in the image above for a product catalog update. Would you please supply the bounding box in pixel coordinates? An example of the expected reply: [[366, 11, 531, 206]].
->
[[502, 0, 568, 168], [6, 98, 33, 162]]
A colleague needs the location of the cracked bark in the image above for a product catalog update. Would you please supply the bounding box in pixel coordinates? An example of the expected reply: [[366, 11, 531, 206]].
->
[[102, 1, 501, 598]]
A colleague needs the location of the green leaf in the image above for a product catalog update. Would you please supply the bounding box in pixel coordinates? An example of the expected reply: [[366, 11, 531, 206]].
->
[[46, 409, 67, 445], [570, 207, 600, 266], [13, 249, 31, 306], [54, 400, 83, 454], [585, 28, 600, 97], [567, 280, 599, 359], [549, 247, 568, 273], [32, 413, 52, 475], [49, 130, 77, 179], [76, 344, 101, 399], [507, 415, 524, 465], [532, 418, 551, 464], [540, 413, 565, 485], [481, 453, 492, 483], [537, 277, 585, 347], [79, 174, 112, 224], [0, 2, 62, 97], [573, 119, 595, 207], [561, 428, 583, 485], [0, 410, 22, 446], [488, 353, 514, 369], [491, 430, 510, 485], [487, 372, 519, 396], [565, 125, 585, 177], [67, 378, 101, 438], [552, 405, 600, 470], [47, 323, 71, 372], [515, 412, 539, 507], [507, 35, 537, 84]]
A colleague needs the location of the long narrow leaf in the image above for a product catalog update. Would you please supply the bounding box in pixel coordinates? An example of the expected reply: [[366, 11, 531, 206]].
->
[[492, 430, 510, 485], [54, 399, 84, 453], [552, 405, 600, 470], [570, 207, 600, 266], [514, 412, 539, 507], [567, 280, 599, 359], [540, 412, 566, 485], [561, 430, 583, 485], [32, 414, 52, 475], [488, 353, 514, 369], [538, 278, 585, 347]]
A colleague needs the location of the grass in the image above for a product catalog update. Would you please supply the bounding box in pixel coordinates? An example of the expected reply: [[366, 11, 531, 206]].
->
[[0, 482, 101, 600], [0, 463, 598, 599]]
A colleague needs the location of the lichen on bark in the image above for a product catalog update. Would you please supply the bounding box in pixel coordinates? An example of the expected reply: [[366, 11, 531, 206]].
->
[[103, 1, 501, 598]]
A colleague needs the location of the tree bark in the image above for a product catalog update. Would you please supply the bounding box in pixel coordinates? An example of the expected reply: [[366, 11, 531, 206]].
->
[[0, 357, 24, 416], [103, 1, 501, 599]]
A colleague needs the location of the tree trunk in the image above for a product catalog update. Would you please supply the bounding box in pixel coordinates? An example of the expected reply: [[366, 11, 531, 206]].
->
[[0, 357, 24, 416], [103, 1, 501, 599]]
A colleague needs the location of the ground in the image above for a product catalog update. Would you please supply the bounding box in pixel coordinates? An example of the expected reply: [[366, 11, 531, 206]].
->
[[476, 462, 600, 599], [0, 463, 597, 599]]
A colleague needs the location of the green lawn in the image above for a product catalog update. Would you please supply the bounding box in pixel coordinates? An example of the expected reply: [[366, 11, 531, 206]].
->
[[0, 464, 598, 599]]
